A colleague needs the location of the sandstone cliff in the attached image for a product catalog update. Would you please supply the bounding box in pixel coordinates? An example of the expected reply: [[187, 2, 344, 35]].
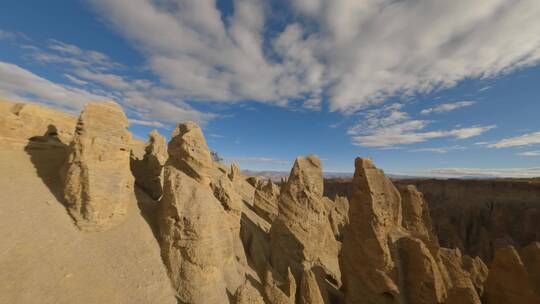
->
[[3, 99, 540, 304]]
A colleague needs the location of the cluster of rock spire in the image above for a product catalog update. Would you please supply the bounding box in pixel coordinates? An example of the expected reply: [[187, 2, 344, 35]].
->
[[56, 101, 540, 303]]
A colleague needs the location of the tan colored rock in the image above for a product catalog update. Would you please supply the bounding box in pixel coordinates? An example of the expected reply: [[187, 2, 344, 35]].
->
[[229, 163, 256, 206], [299, 269, 325, 304], [263, 268, 296, 304], [247, 176, 262, 188], [167, 122, 215, 182], [131, 130, 167, 200], [327, 195, 349, 240], [438, 248, 481, 304], [462, 255, 488, 297], [397, 236, 447, 304], [520, 242, 540, 298], [484, 245, 540, 304], [0, 99, 76, 146], [253, 179, 280, 223], [234, 280, 265, 304], [158, 122, 245, 303], [399, 185, 434, 240], [61, 101, 133, 231], [270, 155, 341, 287], [340, 157, 402, 303]]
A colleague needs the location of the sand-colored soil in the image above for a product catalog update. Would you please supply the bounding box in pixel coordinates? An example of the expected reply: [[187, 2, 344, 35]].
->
[[0, 141, 176, 304]]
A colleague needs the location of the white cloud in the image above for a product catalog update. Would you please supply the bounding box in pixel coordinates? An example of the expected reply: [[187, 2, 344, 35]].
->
[[489, 131, 540, 148], [421, 101, 476, 115], [428, 167, 540, 178], [0, 30, 15, 40], [410, 146, 466, 153], [88, 0, 540, 112], [128, 119, 165, 128], [64, 74, 88, 86], [21, 39, 216, 125], [348, 103, 495, 147], [224, 156, 291, 166], [0, 61, 105, 110], [517, 151, 540, 157], [75, 68, 131, 90]]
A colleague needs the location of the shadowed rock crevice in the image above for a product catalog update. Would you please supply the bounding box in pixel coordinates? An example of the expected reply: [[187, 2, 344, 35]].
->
[[25, 125, 69, 206]]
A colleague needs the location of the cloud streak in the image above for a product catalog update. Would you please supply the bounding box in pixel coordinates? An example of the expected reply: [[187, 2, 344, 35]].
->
[[489, 131, 540, 148], [348, 104, 495, 148], [421, 101, 476, 115], [0, 61, 105, 111], [88, 0, 540, 113]]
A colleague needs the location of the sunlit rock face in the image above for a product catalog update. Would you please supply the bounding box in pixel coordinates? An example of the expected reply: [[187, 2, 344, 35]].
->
[[62, 101, 133, 232]]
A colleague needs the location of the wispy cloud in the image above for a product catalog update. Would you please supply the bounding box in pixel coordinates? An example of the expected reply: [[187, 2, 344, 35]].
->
[[128, 119, 165, 128], [89, 0, 540, 113], [428, 167, 540, 178], [224, 156, 291, 166], [517, 151, 540, 157], [0, 61, 105, 111], [420, 101, 476, 115], [348, 103, 495, 148], [489, 131, 540, 148], [18, 38, 215, 125], [410, 146, 466, 153]]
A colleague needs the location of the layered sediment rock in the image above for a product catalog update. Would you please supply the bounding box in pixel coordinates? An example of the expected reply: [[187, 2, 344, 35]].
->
[[270, 155, 341, 290], [61, 101, 133, 231], [131, 130, 167, 200], [158, 122, 245, 304]]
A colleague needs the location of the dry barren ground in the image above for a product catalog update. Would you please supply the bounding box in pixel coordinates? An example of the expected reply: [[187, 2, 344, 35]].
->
[[0, 141, 176, 304]]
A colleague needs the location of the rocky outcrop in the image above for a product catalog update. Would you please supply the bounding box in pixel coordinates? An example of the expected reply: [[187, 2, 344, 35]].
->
[[397, 236, 447, 304], [0, 99, 76, 146], [341, 158, 484, 304], [340, 158, 403, 303], [299, 269, 325, 304], [158, 122, 245, 304], [438, 248, 481, 304], [484, 245, 540, 304], [234, 281, 265, 304], [131, 130, 167, 200], [253, 179, 280, 223], [166, 122, 216, 182], [520, 242, 540, 297], [263, 268, 296, 304], [270, 155, 341, 291], [462, 255, 488, 297], [61, 101, 133, 232], [327, 195, 349, 240]]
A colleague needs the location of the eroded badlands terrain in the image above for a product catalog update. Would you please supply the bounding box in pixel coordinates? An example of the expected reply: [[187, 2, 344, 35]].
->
[[0, 99, 539, 304]]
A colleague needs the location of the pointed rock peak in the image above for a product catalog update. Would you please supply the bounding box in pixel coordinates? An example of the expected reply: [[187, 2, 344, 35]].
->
[[229, 162, 243, 181], [145, 129, 167, 162], [167, 122, 213, 181], [285, 155, 323, 197], [485, 245, 540, 304], [299, 269, 325, 304]]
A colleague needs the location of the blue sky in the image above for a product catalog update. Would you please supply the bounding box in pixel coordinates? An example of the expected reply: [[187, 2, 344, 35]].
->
[[1, 0, 540, 177]]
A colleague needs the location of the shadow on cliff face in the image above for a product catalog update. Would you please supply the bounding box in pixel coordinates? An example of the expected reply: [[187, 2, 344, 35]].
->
[[24, 124, 69, 206], [133, 187, 161, 243]]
